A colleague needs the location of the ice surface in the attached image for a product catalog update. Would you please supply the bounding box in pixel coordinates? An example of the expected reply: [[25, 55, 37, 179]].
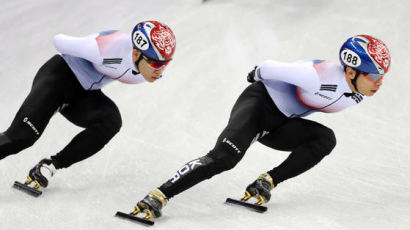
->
[[1, 0, 409, 229]]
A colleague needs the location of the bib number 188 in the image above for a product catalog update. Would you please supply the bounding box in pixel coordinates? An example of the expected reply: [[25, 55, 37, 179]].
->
[[341, 49, 361, 67]]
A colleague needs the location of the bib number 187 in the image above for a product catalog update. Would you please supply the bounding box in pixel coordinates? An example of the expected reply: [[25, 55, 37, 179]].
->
[[133, 31, 149, 50]]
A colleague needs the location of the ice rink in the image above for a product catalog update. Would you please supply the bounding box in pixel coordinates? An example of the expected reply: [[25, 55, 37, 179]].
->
[[1, 0, 409, 229]]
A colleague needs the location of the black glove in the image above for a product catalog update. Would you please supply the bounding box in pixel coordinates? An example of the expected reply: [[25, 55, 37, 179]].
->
[[247, 66, 258, 83]]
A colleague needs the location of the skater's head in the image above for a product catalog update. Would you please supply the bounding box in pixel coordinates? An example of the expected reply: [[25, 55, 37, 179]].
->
[[339, 35, 390, 96], [131, 20, 176, 82]]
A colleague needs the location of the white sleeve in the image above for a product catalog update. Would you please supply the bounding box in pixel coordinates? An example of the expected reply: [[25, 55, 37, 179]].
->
[[53, 33, 102, 64], [256, 60, 321, 92]]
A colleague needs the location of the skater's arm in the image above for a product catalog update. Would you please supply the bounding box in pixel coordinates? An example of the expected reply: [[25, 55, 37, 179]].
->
[[53, 33, 101, 64], [255, 60, 321, 92]]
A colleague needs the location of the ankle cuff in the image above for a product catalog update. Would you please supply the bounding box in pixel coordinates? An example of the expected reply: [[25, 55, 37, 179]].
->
[[150, 189, 168, 206], [50, 157, 62, 169], [260, 173, 275, 189]]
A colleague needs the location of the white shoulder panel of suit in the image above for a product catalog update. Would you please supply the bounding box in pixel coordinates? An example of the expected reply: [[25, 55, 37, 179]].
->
[[53, 30, 163, 90], [256, 59, 365, 118]]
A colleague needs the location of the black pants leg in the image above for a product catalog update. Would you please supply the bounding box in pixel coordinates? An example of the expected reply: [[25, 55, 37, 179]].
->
[[159, 82, 286, 199], [51, 90, 122, 168], [1, 55, 122, 169], [158, 82, 336, 199], [0, 55, 70, 160], [259, 118, 336, 185]]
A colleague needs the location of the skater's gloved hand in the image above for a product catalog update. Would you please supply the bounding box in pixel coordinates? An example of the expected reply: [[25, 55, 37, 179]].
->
[[247, 66, 258, 83], [243, 173, 274, 205]]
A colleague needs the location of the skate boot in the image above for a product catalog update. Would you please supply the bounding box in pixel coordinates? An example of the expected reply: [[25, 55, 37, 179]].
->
[[25, 158, 56, 189], [132, 189, 168, 220], [242, 173, 275, 205]]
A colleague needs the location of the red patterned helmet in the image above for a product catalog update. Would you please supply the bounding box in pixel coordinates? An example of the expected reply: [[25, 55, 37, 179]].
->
[[132, 21, 176, 61], [339, 35, 390, 75]]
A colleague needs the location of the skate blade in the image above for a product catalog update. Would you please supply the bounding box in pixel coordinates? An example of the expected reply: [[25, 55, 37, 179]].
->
[[225, 198, 267, 213], [12, 181, 42, 197], [115, 211, 154, 226]]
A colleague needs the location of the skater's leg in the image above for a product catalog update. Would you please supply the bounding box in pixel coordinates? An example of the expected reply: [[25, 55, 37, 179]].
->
[[50, 90, 122, 169], [258, 118, 336, 185], [133, 83, 288, 218], [158, 82, 280, 199], [0, 55, 72, 160], [0, 133, 11, 145]]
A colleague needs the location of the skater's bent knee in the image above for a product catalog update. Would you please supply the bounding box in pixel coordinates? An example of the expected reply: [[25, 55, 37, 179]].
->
[[322, 128, 336, 152], [207, 148, 242, 172], [0, 132, 37, 156], [96, 113, 122, 139], [106, 113, 122, 135], [0, 132, 11, 145], [314, 128, 336, 158]]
